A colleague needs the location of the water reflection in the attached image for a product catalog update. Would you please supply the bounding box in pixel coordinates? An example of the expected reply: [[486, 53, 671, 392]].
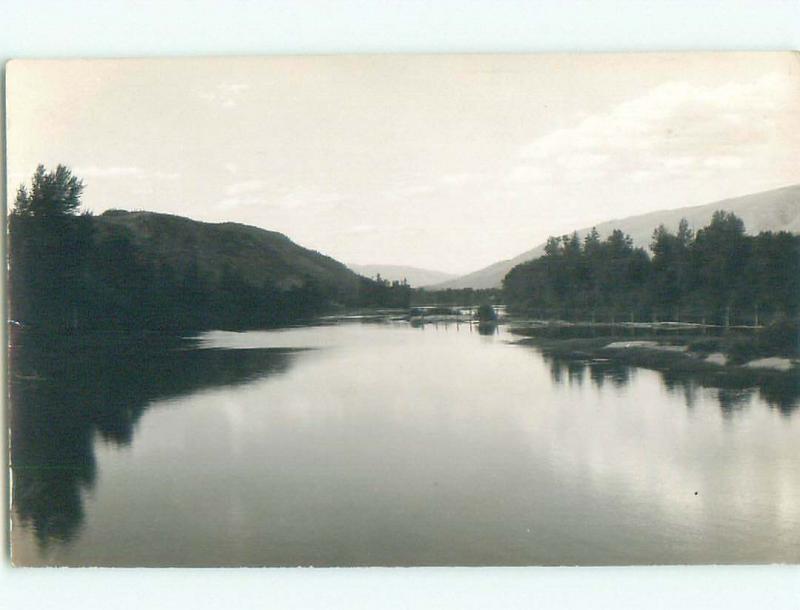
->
[[541, 352, 799, 416], [9, 331, 298, 546], [8, 321, 800, 566]]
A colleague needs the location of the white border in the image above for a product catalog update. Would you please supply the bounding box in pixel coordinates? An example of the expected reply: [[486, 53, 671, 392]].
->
[[2, 1, 799, 609]]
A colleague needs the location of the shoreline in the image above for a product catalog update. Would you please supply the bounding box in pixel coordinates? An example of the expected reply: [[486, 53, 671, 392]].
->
[[508, 331, 799, 384]]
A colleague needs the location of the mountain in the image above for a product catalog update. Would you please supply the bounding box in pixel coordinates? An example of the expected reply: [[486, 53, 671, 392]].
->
[[347, 263, 457, 287], [96, 210, 363, 294], [430, 183, 800, 290]]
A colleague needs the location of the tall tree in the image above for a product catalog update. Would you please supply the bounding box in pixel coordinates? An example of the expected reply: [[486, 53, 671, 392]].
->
[[13, 164, 85, 218], [9, 165, 93, 328], [689, 211, 749, 324]]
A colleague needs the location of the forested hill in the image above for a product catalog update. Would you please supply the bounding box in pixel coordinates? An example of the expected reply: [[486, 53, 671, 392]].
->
[[96, 210, 361, 294], [9, 204, 411, 332], [431, 183, 800, 290]]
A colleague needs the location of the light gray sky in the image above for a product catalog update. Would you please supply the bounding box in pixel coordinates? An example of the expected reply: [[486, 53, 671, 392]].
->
[[6, 53, 800, 274]]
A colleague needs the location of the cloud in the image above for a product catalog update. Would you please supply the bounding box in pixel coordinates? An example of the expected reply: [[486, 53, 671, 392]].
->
[[508, 73, 796, 186], [216, 195, 265, 211], [226, 180, 266, 196], [71, 166, 179, 181], [342, 224, 376, 235], [153, 171, 180, 180], [440, 172, 477, 186], [74, 165, 143, 177], [215, 182, 346, 213], [506, 165, 550, 184], [703, 155, 745, 169], [273, 189, 344, 211]]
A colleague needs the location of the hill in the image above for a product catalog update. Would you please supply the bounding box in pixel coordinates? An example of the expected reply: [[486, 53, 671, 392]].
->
[[9, 209, 410, 331], [96, 210, 362, 294], [430, 184, 800, 290], [347, 263, 456, 287]]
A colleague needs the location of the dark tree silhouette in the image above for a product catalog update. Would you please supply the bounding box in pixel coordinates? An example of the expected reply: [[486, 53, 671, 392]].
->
[[8, 165, 413, 331], [13, 164, 85, 218], [503, 211, 800, 326]]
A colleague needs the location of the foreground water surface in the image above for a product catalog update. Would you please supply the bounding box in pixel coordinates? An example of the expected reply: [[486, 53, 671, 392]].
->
[[9, 320, 800, 566]]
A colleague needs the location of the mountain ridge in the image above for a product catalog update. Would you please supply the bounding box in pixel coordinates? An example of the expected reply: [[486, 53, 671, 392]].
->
[[429, 183, 800, 290], [347, 263, 457, 287]]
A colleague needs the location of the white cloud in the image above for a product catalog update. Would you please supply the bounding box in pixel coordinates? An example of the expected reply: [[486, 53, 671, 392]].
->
[[273, 189, 344, 211], [506, 165, 550, 184], [343, 224, 376, 235], [511, 73, 796, 185], [226, 180, 266, 196], [75, 165, 142, 177], [72, 166, 179, 181], [216, 195, 265, 211], [703, 155, 745, 169], [441, 172, 476, 186], [215, 182, 346, 214]]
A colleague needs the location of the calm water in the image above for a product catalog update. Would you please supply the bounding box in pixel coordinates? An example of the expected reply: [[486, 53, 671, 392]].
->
[[9, 321, 800, 566]]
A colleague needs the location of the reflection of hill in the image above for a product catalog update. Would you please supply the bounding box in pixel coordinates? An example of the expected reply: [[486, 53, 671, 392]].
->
[[543, 353, 799, 416], [9, 331, 298, 546]]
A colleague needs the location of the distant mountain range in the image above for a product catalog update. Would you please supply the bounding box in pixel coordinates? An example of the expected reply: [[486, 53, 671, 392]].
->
[[347, 263, 457, 287], [430, 183, 800, 290]]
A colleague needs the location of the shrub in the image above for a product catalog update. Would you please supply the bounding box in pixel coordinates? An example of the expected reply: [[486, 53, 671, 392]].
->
[[756, 318, 799, 358], [687, 338, 723, 354], [726, 338, 762, 365], [477, 304, 497, 323]]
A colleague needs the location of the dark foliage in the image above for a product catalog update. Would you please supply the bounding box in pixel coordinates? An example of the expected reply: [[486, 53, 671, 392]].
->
[[8, 166, 410, 331], [410, 287, 502, 307], [503, 211, 800, 326], [476, 304, 497, 322], [357, 273, 412, 309]]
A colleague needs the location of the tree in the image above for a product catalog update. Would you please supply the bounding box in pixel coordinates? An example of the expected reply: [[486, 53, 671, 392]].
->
[[9, 166, 95, 328], [690, 211, 749, 324], [13, 164, 85, 218], [650, 219, 693, 318]]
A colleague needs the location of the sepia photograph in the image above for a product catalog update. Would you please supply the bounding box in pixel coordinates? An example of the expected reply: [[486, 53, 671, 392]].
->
[[5, 52, 800, 567]]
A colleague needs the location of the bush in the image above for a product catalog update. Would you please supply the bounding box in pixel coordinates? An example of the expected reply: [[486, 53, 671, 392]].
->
[[477, 304, 497, 322], [756, 318, 799, 358], [726, 338, 762, 365], [687, 338, 723, 354]]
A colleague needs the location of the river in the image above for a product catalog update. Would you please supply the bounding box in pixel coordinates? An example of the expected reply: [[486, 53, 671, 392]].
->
[[9, 319, 800, 566]]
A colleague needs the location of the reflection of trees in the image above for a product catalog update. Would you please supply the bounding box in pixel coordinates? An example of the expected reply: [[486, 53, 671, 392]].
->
[[546, 356, 633, 389], [477, 322, 498, 336], [590, 360, 633, 388], [661, 369, 798, 417], [9, 331, 297, 547], [542, 349, 798, 416], [757, 375, 800, 416], [716, 388, 754, 416], [566, 361, 585, 387]]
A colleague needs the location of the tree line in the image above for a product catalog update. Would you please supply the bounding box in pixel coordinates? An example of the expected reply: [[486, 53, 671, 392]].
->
[[502, 211, 800, 326], [8, 165, 411, 331]]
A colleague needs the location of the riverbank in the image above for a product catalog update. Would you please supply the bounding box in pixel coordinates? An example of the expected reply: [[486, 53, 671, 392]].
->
[[508, 323, 799, 405]]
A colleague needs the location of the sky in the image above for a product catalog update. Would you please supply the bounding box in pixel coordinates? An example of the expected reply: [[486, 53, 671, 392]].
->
[[6, 52, 800, 274]]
